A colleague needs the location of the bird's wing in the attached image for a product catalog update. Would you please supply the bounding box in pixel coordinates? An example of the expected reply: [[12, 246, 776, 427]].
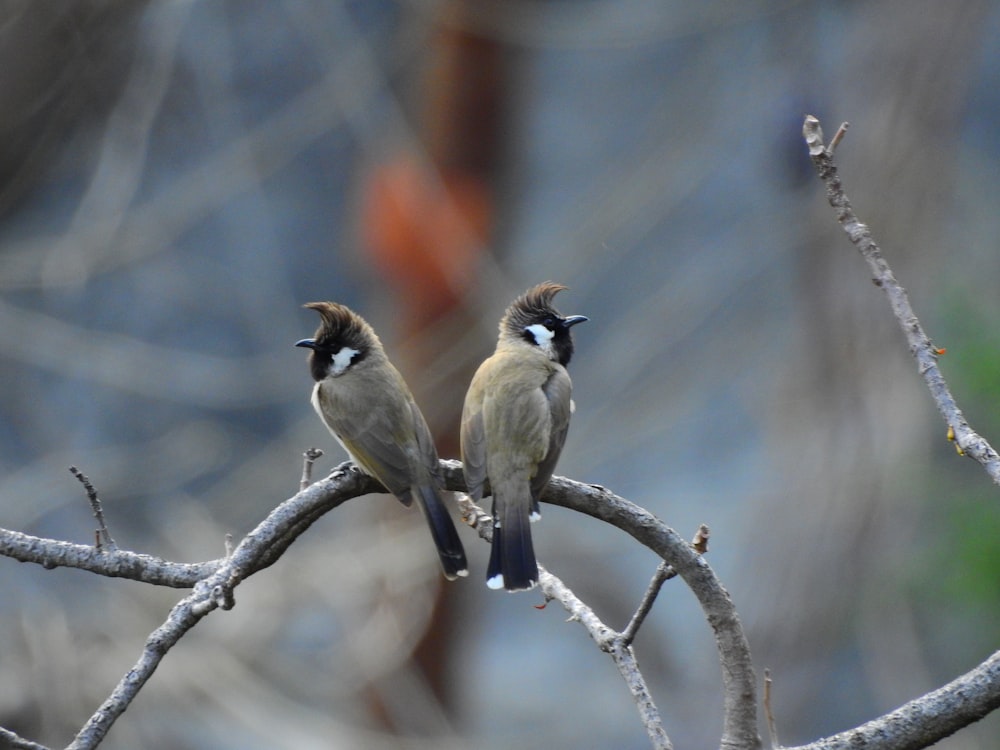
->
[[312, 375, 416, 502], [460, 387, 488, 501], [530, 365, 573, 504], [410, 398, 443, 486]]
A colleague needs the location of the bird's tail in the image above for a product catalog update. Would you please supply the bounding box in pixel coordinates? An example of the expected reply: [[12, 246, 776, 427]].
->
[[486, 492, 538, 591], [414, 484, 469, 580]]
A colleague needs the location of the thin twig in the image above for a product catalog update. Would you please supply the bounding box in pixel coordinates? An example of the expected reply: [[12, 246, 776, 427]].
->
[[299, 447, 324, 490], [803, 114, 1000, 485], [622, 525, 709, 645], [828, 121, 849, 151], [539, 566, 673, 750], [692, 523, 710, 554], [764, 668, 780, 749], [69, 466, 117, 551], [621, 562, 673, 646]]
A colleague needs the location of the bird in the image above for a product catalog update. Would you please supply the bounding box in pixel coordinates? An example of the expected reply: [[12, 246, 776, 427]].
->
[[296, 301, 468, 581], [461, 282, 587, 590]]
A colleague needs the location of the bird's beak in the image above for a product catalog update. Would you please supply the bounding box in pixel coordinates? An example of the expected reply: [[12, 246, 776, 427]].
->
[[295, 338, 317, 349], [561, 315, 588, 328]]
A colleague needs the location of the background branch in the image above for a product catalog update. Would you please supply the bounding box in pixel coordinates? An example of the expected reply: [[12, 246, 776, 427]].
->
[[800, 114, 1000, 748], [803, 114, 1000, 485]]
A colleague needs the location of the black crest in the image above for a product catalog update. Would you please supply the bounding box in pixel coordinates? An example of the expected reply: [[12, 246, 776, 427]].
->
[[502, 282, 585, 367], [298, 302, 375, 381]]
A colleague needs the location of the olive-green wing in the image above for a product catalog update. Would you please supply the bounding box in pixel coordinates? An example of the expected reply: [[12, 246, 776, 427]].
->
[[460, 387, 488, 502], [529, 365, 573, 511], [313, 376, 416, 502]]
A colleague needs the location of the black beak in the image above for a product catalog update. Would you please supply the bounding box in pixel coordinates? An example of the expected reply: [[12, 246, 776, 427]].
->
[[295, 338, 317, 349], [561, 315, 588, 329]]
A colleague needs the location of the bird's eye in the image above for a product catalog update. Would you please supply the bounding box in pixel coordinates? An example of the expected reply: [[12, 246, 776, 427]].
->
[[542, 316, 556, 328]]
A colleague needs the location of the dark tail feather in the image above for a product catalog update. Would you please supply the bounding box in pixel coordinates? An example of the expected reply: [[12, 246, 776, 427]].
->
[[414, 484, 468, 580], [487, 498, 537, 591]]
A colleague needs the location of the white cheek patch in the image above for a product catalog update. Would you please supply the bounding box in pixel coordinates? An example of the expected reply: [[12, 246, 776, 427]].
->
[[329, 346, 360, 376], [525, 323, 555, 355]]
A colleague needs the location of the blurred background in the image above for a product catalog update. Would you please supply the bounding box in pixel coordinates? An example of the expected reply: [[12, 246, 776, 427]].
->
[[1, 1, 999, 748]]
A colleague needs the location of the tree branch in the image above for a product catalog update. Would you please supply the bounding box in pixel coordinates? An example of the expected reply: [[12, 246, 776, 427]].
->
[[0, 527, 219, 586], [803, 114, 1000, 485], [800, 114, 1000, 747], [538, 564, 673, 750], [781, 650, 1000, 750], [443, 464, 762, 750], [457, 487, 678, 748], [2, 460, 758, 749], [0, 726, 48, 750], [62, 461, 370, 748]]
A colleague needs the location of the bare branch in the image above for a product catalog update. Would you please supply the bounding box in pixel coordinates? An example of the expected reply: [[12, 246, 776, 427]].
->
[[67, 586, 205, 749], [802, 114, 1000, 485], [621, 562, 673, 647]]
